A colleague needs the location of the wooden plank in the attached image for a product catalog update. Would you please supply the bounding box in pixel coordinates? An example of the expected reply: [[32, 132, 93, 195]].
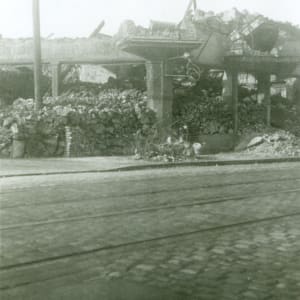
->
[[89, 20, 105, 38]]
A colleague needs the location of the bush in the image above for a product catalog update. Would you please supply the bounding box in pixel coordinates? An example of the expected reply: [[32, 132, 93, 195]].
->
[[173, 88, 272, 138], [173, 92, 233, 139], [0, 90, 157, 157]]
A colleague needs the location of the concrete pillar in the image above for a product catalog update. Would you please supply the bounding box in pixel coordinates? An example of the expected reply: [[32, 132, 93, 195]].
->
[[51, 62, 61, 97], [223, 69, 239, 134], [265, 81, 271, 127], [222, 71, 233, 105], [257, 74, 271, 126], [146, 61, 173, 135]]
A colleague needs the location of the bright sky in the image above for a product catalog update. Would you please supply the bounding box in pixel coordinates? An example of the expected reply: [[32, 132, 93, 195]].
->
[[0, 0, 299, 38]]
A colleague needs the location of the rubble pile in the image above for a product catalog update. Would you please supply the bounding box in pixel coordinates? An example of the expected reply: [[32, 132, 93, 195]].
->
[[243, 130, 300, 157], [115, 8, 298, 63], [117, 20, 182, 40], [191, 8, 300, 57]]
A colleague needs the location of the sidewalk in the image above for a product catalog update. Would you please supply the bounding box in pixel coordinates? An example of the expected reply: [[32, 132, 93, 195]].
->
[[1, 154, 300, 178], [0, 156, 155, 177]]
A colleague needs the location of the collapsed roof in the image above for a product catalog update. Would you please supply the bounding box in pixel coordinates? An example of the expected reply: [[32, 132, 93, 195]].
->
[[117, 7, 300, 76]]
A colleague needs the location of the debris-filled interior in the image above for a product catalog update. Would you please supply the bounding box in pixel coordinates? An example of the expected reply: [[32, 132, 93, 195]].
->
[[0, 3, 299, 159]]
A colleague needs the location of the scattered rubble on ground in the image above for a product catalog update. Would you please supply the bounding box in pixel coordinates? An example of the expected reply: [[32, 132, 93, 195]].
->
[[135, 134, 206, 162], [138, 129, 300, 162], [241, 130, 300, 157]]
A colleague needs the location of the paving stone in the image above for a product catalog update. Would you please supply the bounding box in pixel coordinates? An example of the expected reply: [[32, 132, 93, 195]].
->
[[1, 164, 300, 299], [135, 264, 155, 272], [180, 269, 198, 275]]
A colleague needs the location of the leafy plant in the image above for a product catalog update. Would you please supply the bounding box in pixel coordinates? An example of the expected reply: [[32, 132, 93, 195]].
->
[[0, 90, 157, 157]]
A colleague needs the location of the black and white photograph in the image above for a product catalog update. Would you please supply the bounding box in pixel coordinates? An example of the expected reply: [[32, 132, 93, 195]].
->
[[0, 0, 300, 299]]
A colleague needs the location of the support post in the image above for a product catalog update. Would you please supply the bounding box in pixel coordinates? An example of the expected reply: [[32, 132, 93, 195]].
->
[[146, 60, 173, 137], [265, 80, 271, 127], [51, 63, 61, 97], [231, 70, 239, 135], [222, 71, 233, 105], [257, 74, 271, 126], [32, 0, 42, 110]]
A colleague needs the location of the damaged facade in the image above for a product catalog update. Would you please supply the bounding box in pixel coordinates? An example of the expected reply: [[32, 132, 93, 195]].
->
[[118, 5, 300, 134], [1, 6, 299, 133], [0, 2, 300, 158]]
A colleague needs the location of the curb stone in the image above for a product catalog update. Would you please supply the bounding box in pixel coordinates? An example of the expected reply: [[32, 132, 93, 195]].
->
[[1, 157, 300, 178]]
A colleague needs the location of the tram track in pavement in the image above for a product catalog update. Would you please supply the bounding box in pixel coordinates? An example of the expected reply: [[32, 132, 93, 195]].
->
[[1, 175, 300, 209], [0, 186, 300, 231], [0, 211, 299, 272]]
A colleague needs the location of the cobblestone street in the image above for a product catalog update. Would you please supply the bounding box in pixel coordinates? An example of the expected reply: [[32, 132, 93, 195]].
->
[[1, 163, 300, 299]]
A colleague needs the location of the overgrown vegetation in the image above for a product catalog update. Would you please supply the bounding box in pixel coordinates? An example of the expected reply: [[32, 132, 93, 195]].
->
[[173, 75, 270, 139], [0, 90, 156, 157]]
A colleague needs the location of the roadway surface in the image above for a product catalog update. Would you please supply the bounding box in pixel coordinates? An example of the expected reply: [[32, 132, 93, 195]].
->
[[0, 163, 300, 299]]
